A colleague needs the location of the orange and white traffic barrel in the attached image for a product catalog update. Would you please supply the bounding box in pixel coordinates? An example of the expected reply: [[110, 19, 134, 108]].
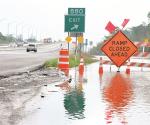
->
[[99, 57, 103, 75], [58, 49, 69, 76], [79, 56, 84, 76]]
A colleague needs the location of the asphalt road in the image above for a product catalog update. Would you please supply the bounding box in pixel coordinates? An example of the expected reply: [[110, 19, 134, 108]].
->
[[0, 42, 66, 76]]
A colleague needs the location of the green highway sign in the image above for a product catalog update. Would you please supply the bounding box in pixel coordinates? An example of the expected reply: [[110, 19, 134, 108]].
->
[[68, 8, 85, 15], [65, 15, 85, 32]]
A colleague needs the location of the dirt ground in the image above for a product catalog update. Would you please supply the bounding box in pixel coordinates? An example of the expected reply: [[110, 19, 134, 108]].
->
[[0, 68, 64, 125]]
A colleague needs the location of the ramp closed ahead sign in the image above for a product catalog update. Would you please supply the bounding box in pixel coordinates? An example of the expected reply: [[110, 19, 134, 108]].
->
[[101, 30, 137, 67]]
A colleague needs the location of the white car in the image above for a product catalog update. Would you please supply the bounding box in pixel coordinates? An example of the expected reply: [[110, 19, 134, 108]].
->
[[26, 44, 37, 52]]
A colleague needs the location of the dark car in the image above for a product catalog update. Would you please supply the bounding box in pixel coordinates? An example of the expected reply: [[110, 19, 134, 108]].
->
[[26, 44, 37, 52]]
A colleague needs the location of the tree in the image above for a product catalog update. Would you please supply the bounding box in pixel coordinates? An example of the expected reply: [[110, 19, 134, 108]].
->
[[5, 34, 16, 42], [89, 42, 104, 55], [0, 32, 5, 40], [26, 37, 37, 42], [147, 12, 150, 24]]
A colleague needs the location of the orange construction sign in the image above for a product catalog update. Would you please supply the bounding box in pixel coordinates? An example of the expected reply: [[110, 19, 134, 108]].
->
[[101, 30, 137, 67]]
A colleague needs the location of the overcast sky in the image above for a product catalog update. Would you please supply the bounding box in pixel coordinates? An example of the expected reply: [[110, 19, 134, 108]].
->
[[0, 0, 150, 42]]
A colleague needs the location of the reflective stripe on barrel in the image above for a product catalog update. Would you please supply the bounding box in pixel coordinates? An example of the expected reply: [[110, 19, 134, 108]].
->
[[59, 49, 69, 55]]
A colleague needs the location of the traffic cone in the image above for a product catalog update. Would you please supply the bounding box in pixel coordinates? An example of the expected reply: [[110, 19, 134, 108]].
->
[[126, 59, 130, 74], [79, 57, 84, 76], [99, 57, 103, 75], [79, 73, 83, 83]]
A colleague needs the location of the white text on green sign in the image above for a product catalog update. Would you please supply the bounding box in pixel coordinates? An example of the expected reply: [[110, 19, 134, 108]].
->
[[68, 8, 85, 15], [65, 15, 85, 32]]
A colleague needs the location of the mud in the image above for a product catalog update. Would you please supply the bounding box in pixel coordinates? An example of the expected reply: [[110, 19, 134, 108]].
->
[[0, 68, 63, 125]]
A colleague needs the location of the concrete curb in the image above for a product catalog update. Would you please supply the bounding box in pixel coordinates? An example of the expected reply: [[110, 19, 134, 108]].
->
[[0, 64, 45, 79]]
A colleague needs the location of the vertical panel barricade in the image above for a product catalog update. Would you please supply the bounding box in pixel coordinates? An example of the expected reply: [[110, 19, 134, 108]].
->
[[134, 41, 150, 58], [58, 49, 69, 76]]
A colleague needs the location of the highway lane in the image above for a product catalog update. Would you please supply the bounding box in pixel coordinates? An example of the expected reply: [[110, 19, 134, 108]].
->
[[0, 42, 66, 75]]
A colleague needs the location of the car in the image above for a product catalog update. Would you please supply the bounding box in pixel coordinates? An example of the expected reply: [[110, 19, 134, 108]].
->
[[26, 44, 37, 52]]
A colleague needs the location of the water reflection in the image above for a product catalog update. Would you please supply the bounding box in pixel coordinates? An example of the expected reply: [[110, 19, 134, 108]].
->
[[63, 75, 85, 120], [99, 74, 103, 84], [103, 73, 133, 124]]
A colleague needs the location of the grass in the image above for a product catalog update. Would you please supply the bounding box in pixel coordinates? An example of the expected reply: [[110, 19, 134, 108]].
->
[[44, 53, 98, 68], [44, 58, 58, 68]]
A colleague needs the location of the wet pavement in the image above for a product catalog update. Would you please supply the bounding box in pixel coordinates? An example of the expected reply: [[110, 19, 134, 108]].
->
[[15, 62, 150, 125], [0, 42, 65, 76]]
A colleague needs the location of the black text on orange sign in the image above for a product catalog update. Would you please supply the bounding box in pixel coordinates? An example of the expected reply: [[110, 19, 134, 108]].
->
[[109, 41, 131, 57]]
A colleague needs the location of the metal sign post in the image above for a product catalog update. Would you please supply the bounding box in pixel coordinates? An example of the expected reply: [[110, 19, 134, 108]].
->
[[64, 8, 85, 76], [77, 36, 84, 57]]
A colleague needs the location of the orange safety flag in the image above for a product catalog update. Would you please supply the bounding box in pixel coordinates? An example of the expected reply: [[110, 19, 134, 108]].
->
[[121, 19, 129, 28], [105, 21, 116, 33]]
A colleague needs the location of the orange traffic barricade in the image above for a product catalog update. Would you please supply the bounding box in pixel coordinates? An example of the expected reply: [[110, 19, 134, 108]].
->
[[99, 57, 103, 75], [58, 49, 69, 76]]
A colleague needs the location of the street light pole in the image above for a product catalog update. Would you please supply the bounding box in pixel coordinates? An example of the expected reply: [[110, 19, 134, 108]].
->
[[7, 21, 15, 35], [15, 22, 23, 41], [7, 23, 10, 35], [21, 24, 28, 42]]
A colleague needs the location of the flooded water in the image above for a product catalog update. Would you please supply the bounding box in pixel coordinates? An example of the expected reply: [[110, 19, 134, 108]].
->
[[19, 62, 150, 125]]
